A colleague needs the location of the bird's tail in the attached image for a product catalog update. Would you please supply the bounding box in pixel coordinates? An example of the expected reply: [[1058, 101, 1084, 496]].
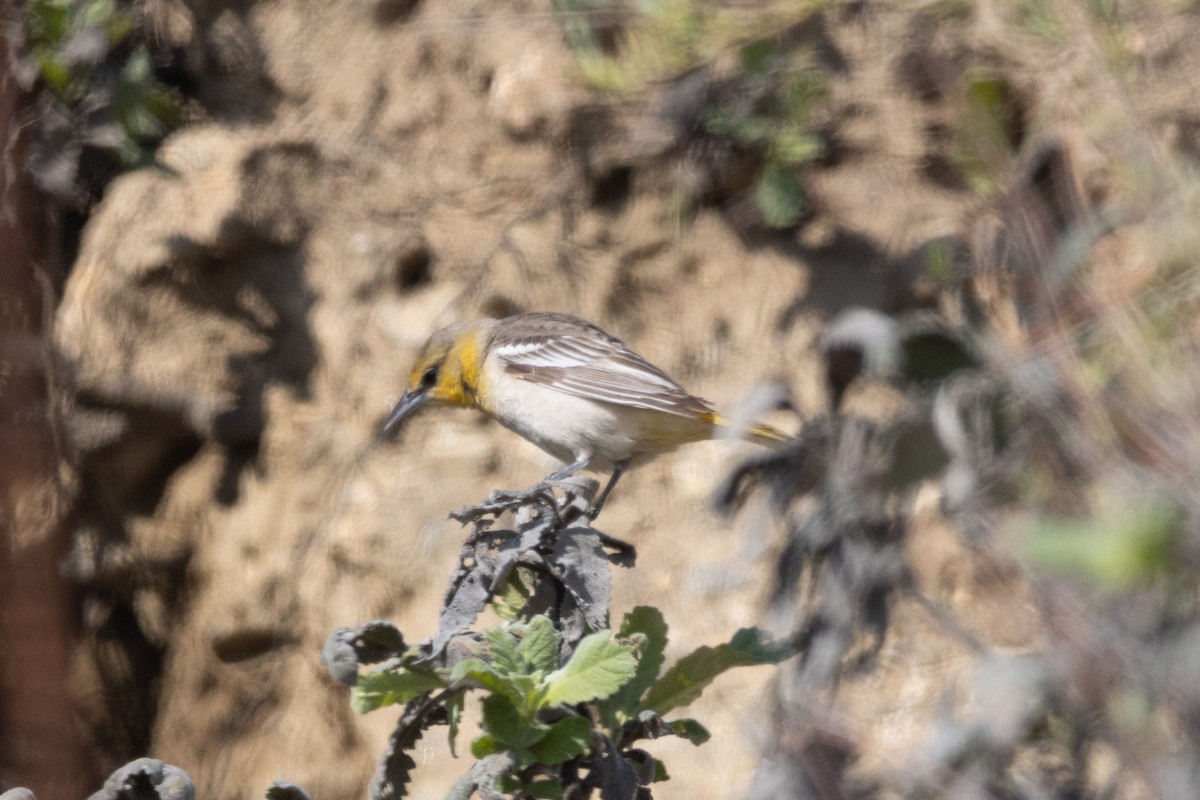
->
[[702, 412, 793, 447], [744, 422, 792, 447]]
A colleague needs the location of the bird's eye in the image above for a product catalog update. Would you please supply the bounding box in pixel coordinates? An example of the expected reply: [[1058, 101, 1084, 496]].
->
[[420, 365, 439, 389]]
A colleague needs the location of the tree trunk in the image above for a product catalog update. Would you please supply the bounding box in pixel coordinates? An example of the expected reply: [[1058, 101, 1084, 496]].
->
[[0, 13, 88, 799]]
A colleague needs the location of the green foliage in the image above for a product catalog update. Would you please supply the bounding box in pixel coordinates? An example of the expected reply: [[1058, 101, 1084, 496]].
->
[[552, 0, 827, 228], [18, 0, 179, 193], [348, 605, 791, 797], [553, 0, 828, 93], [542, 631, 638, 707], [493, 570, 535, 622], [667, 718, 711, 745], [753, 161, 808, 228], [954, 72, 1022, 193], [1021, 497, 1184, 590], [708, 40, 826, 227], [640, 627, 792, 716], [602, 606, 669, 721], [1015, 0, 1064, 39], [352, 666, 447, 714], [445, 689, 465, 757]]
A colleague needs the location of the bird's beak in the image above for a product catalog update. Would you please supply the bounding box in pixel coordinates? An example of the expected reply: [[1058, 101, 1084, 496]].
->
[[377, 389, 429, 441]]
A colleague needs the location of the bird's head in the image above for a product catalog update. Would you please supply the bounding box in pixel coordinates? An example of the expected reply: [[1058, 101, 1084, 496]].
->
[[378, 320, 492, 439]]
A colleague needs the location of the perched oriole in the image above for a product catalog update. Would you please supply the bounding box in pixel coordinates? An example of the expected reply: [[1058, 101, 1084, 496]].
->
[[381, 312, 786, 513]]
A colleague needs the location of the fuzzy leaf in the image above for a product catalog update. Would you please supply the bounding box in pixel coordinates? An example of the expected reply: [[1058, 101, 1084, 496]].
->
[[492, 571, 530, 621], [642, 628, 792, 716], [543, 632, 637, 707], [481, 694, 549, 757], [446, 690, 465, 758], [485, 627, 524, 677], [352, 668, 445, 714], [604, 606, 668, 717], [597, 737, 638, 800], [345, 621, 405, 664], [524, 779, 564, 799], [369, 698, 444, 800], [754, 161, 805, 229], [434, 565, 492, 656], [1022, 498, 1183, 589], [445, 753, 516, 800], [90, 758, 193, 800], [667, 718, 710, 745], [552, 528, 612, 632], [449, 658, 524, 708], [481, 694, 524, 745], [448, 657, 492, 683], [528, 717, 592, 765], [519, 616, 559, 674], [471, 734, 501, 759]]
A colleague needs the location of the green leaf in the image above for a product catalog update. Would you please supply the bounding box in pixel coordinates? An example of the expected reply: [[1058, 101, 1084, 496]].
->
[[543, 632, 638, 707], [519, 616, 559, 675], [104, 9, 135, 46], [705, 107, 738, 137], [112, 48, 178, 145], [448, 657, 492, 683], [496, 774, 523, 794], [29, 0, 72, 46], [734, 114, 771, 143], [450, 657, 527, 709], [604, 607, 669, 718], [739, 40, 775, 76], [485, 626, 524, 677], [446, 689, 465, 757], [642, 628, 793, 716], [482, 694, 549, 750], [921, 236, 962, 284], [492, 571, 531, 621], [471, 733, 501, 759], [651, 758, 671, 783], [119, 45, 152, 84], [80, 0, 116, 29], [481, 693, 524, 743], [773, 129, 822, 166], [955, 72, 1020, 190], [524, 779, 565, 799], [37, 52, 72, 96], [528, 716, 592, 764], [667, 718, 711, 745], [351, 667, 445, 713], [1021, 497, 1183, 589], [511, 746, 535, 772], [753, 161, 806, 229]]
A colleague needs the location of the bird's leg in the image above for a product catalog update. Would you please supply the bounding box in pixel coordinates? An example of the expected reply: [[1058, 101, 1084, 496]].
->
[[587, 459, 629, 520], [538, 454, 605, 516], [545, 455, 591, 482]]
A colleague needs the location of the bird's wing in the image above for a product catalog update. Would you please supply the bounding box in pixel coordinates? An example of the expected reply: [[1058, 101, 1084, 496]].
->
[[490, 315, 715, 419]]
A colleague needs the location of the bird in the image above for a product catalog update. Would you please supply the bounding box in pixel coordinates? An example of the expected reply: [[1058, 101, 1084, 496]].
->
[[379, 311, 788, 516]]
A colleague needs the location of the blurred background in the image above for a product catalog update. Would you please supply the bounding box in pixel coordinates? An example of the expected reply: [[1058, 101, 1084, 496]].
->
[[4, 0, 1200, 798]]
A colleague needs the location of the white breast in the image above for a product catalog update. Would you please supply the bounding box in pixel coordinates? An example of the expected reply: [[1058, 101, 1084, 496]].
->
[[479, 354, 642, 471]]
